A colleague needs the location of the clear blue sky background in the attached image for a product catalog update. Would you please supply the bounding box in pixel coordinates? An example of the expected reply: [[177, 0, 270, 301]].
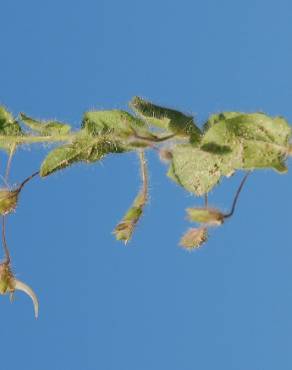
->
[[1, 1, 292, 369]]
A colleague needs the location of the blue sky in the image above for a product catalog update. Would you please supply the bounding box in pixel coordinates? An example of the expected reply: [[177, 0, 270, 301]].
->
[[1, 0, 292, 369]]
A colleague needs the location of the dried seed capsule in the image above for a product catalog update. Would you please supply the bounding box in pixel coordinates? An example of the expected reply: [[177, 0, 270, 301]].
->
[[0, 189, 19, 215], [0, 172, 39, 215], [180, 227, 208, 250], [0, 263, 14, 294], [186, 207, 224, 225]]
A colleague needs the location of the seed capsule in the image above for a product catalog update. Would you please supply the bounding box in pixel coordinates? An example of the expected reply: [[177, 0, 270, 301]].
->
[[186, 207, 224, 225], [0, 189, 19, 215], [180, 227, 208, 250], [0, 263, 14, 294]]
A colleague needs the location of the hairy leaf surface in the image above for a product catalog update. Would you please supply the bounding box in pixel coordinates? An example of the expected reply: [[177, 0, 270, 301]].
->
[[20, 113, 71, 135], [0, 106, 23, 152], [202, 112, 291, 172], [82, 109, 153, 138], [169, 112, 291, 195], [130, 96, 201, 142], [40, 134, 125, 176]]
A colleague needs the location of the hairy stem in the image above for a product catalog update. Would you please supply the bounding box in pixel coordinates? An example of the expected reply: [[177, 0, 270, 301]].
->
[[2, 216, 10, 265], [139, 150, 148, 203], [5, 143, 16, 182], [0, 134, 75, 145]]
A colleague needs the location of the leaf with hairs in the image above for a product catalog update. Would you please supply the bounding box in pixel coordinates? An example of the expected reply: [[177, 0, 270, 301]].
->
[[130, 96, 201, 142], [169, 112, 292, 196], [168, 144, 239, 195], [20, 113, 71, 135], [202, 112, 291, 172], [82, 109, 155, 140], [40, 134, 126, 177], [0, 106, 23, 152]]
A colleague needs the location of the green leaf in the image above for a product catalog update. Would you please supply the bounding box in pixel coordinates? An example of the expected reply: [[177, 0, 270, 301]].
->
[[40, 134, 125, 177], [167, 161, 182, 185], [82, 109, 151, 138], [229, 114, 290, 145], [130, 96, 201, 142], [241, 141, 288, 172], [0, 106, 23, 152], [202, 112, 291, 173], [20, 113, 71, 135], [186, 207, 224, 225], [0, 106, 14, 125], [169, 112, 291, 196], [168, 144, 236, 195], [203, 112, 242, 131]]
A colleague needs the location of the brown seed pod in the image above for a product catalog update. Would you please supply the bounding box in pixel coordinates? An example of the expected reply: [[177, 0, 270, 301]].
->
[[0, 171, 39, 216], [180, 227, 208, 250], [186, 207, 224, 226], [0, 189, 19, 215]]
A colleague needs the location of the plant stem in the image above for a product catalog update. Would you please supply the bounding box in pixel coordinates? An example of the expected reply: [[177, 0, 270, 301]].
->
[[204, 194, 208, 207], [2, 216, 10, 265], [139, 150, 148, 203], [5, 143, 16, 182], [17, 171, 39, 192], [0, 134, 75, 145], [224, 172, 250, 219]]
